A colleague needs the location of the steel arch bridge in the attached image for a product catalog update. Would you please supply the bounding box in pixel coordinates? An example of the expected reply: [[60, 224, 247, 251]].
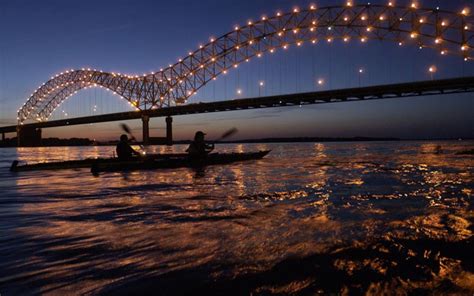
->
[[18, 2, 474, 124]]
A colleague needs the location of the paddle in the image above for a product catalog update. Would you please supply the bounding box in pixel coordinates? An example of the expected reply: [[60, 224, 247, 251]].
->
[[214, 128, 238, 142], [120, 123, 146, 153], [194, 128, 238, 155]]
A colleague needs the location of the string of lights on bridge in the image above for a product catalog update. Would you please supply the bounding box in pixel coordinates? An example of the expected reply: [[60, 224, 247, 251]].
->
[[17, 1, 473, 124]]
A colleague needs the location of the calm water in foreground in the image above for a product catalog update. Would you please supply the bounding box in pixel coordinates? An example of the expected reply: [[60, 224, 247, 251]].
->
[[0, 142, 473, 295]]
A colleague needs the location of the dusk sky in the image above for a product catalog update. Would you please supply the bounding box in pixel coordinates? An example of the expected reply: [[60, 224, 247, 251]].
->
[[0, 0, 473, 141]]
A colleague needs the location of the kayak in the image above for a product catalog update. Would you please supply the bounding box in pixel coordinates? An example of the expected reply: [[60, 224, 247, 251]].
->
[[9, 151, 271, 173], [91, 150, 271, 174], [10, 153, 188, 172]]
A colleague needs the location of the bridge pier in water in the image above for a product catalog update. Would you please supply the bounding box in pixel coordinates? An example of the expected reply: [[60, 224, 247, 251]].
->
[[17, 126, 42, 147], [166, 116, 173, 146], [141, 115, 173, 146], [142, 115, 150, 145], [1, 132, 4, 142]]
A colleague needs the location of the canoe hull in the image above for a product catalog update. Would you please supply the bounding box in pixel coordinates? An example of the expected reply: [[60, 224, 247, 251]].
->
[[9, 151, 271, 173], [10, 153, 186, 172], [91, 151, 271, 174]]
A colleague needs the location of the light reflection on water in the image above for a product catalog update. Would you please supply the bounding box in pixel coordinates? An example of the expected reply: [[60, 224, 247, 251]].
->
[[0, 141, 473, 295]]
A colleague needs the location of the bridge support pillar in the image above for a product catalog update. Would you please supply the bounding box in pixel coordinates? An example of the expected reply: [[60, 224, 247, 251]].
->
[[17, 126, 42, 147], [166, 116, 173, 146], [1, 132, 4, 142], [142, 115, 150, 145]]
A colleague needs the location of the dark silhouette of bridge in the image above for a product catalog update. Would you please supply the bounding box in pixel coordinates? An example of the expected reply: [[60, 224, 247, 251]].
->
[[2, 77, 474, 146], [1, 3, 473, 146]]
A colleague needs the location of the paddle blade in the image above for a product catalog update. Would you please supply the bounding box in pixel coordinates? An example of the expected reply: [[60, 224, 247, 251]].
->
[[120, 123, 132, 134], [218, 128, 238, 141]]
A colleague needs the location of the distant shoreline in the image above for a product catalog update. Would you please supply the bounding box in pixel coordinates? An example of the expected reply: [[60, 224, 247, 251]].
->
[[0, 137, 472, 147]]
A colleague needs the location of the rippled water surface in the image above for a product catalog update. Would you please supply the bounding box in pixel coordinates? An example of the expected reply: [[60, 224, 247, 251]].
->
[[0, 142, 473, 295]]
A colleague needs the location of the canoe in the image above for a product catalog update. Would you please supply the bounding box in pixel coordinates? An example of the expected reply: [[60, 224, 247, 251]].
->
[[10, 153, 188, 172], [91, 150, 271, 174], [9, 151, 271, 173]]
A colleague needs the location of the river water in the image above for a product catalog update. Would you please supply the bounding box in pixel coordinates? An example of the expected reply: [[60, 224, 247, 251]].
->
[[0, 142, 473, 295]]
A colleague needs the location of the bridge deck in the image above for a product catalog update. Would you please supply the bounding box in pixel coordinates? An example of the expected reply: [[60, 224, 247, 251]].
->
[[1, 77, 474, 134]]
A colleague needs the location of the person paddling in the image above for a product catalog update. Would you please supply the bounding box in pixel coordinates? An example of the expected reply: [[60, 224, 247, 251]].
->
[[186, 131, 214, 159], [116, 134, 141, 160]]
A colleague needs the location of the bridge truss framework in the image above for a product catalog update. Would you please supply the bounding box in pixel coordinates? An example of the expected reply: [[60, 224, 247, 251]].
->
[[16, 3, 474, 124]]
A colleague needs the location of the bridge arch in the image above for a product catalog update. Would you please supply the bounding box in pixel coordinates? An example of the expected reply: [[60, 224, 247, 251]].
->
[[35, 78, 142, 121], [18, 3, 473, 123]]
